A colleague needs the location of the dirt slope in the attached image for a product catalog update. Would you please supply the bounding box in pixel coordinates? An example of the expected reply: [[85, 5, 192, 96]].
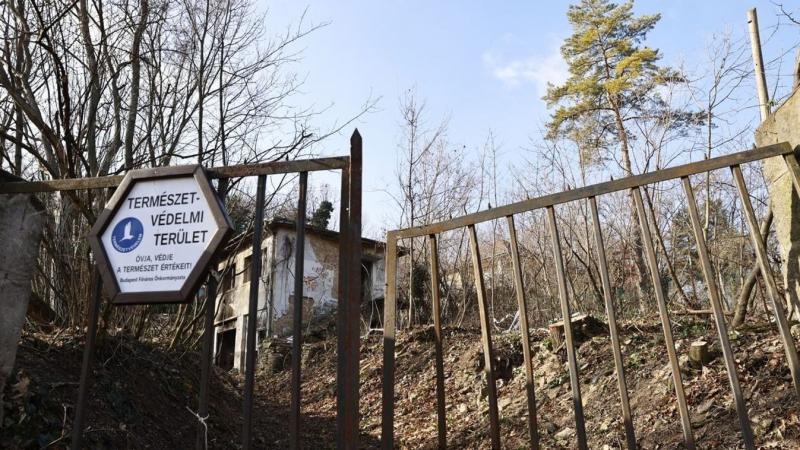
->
[[2, 319, 799, 449], [264, 321, 800, 449]]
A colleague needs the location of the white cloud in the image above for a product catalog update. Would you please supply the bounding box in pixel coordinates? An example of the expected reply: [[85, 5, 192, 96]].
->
[[482, 47, 568, 94]]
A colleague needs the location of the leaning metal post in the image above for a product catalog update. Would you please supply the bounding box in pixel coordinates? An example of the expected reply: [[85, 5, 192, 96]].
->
[[427, 234, 447, 449], [196, 183, 225, 449], [242, 174, 267, 449], [196, 273, 218, 449], [70, 267, 103, 450], [381, 232, 398, 450], [338, 130, 362, 449]]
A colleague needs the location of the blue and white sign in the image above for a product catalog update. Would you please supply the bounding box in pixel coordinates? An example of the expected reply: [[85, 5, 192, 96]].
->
[[110, 217, 144, 253], [100, 176, 220, 293]]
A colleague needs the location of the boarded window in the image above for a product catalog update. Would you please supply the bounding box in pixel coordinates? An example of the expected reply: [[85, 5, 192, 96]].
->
[[222, 263, 236, 291], [243, 255, 252, 283]]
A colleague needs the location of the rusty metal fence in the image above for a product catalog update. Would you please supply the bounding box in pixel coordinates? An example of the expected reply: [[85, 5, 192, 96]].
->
[[381, 141, 800, 450], [0, 130, 363, 450]]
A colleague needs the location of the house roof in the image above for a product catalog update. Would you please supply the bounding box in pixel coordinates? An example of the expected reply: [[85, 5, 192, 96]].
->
[[221, 217, 407, 257]]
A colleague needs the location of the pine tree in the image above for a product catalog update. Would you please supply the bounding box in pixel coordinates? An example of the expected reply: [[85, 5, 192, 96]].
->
[[544, 0, 694, 306], [310, 200, 334, 229]]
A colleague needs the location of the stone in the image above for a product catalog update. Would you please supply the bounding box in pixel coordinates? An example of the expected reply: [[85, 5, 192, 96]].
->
[[554, 427, 575, 440], [0, 177, 44, 426], [755, 89, 800, 320]]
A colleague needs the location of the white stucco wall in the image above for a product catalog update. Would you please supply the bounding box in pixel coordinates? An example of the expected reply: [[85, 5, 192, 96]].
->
[[214, 226, 386, 370]]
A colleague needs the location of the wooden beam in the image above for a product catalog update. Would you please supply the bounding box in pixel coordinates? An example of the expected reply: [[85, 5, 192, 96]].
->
[[0, 156, 349, 194]]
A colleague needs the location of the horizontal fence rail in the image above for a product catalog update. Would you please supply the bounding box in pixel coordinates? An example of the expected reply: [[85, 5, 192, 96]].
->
[[0, 157, 349, 194], [382, 141, 800, 450], [393, 142, 791, 239]]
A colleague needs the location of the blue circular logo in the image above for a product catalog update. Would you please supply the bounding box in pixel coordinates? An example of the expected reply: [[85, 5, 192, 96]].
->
[[111, 217, 144, 253]]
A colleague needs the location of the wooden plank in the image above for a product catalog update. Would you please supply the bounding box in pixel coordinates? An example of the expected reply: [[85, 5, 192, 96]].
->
[[381, 233, 399, 450], [394, 143, 793, 239], [732, 165, 800, 397], [588, 197, 636, 450], [427, 234, 447, 449], [681, 177, 754, 449], [545, 207, 588, 450], [506, 215, 540, 449], [290, 172, 308, 450], [0, 156, 349, 194], [632, 187, 695, 449], [467, 225, 501, 449]]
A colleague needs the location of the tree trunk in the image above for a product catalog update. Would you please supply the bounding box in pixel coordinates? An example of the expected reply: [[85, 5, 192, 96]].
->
[[732, 209, 773, 328]]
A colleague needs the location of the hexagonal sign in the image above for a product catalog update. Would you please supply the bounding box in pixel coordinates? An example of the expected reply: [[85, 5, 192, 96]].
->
[[89, 165, 232, 304]]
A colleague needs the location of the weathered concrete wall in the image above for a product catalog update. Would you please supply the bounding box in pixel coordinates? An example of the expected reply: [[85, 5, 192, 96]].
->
[[755, 87, 800, 319], [0, 178, 44, 424], [215, 226, 387, 370]]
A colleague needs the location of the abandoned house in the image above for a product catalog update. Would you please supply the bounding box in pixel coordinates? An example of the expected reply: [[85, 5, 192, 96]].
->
[[213, 218, 388, 370]]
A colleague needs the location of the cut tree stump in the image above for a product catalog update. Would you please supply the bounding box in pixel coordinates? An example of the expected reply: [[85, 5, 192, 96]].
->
[[548, 313, 608, 351], [689, 340, 711, 367]]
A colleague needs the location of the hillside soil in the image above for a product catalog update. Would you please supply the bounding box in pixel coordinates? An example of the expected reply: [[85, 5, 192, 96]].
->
[[2, 317, 800, 449]]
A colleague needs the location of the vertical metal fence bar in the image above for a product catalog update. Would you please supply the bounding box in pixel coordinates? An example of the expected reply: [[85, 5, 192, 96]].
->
[[545, 206, 588, 450], [196, 274, 218, 450], [467, 224, 501, 449], [382, 233, 399, 450], [197, 183, 225, 450], [339, 130, 362, 448], [242, 174, 266, 449], [588, 197, 636, 450], [732, 165, 800, 397], [290, 171, 308, 449], [337, 147, 352, 450], [427, 234, 447, 449], [506, 215, 540, 449], [632, 187, 696, 449], [681, 176, 755, 448], [70, 267, 103, 450]]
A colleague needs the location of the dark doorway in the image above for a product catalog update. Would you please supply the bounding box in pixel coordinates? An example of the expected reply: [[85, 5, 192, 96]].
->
[[216, 329, 236, 370]]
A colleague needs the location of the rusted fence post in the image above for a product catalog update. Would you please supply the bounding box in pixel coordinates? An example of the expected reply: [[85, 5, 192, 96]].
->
[[338, 130, 362, 449], [681, 177, 754, 448], [632, 187, 695, 449], [242, 174, 266, 449], [196, 275, 218, 449], [381, 233, 399, 450], [588, 197, 636, 450], [70, 269, 103, 450], [467, 224, 501, 450], [427, 234, 447, 449], [506, 215, 539, 449], [290, 172, 308, 449], [545, 206, 588, 450], [732, 165, 800, 397]]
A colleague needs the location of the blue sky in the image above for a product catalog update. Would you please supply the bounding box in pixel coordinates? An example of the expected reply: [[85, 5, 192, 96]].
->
[[262, 1, 800, 238]]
